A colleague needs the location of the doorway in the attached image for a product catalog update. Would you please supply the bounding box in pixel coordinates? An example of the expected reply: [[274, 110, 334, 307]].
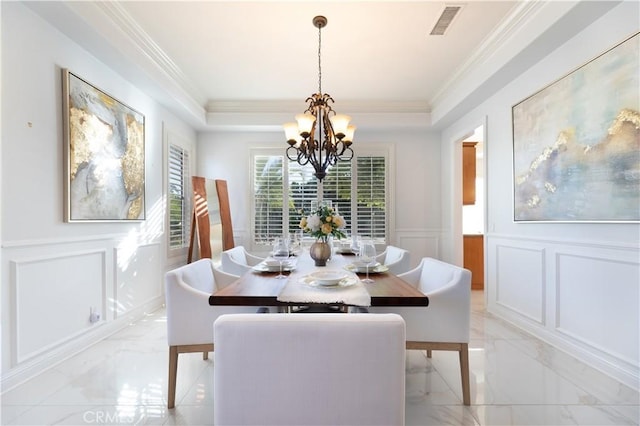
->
[[462, 126, 484, 290]]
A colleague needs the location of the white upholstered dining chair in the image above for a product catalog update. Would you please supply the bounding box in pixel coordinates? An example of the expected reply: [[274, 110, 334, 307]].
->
[[164, 259, 264, 408], [213, 313, 406, 426], [376, 245, 411, 275], [219, 245, 264, 276], [368, 257, 472, 405]]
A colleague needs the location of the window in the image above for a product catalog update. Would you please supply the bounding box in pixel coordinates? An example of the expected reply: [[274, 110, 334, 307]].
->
[[252, 150, 387, 246], [168, 144, 191, 250]]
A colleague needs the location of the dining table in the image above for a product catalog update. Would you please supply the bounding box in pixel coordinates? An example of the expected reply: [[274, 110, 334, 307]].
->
[[209, 248, 429, 310]]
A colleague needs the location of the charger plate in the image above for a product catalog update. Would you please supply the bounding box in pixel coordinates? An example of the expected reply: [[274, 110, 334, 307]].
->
[[252, 262, 296, 273], [344, 263, 389, 274]]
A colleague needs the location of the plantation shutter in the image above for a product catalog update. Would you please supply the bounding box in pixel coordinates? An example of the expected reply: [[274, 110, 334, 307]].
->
[[288, 161, 318, 231], [251, 149, 388, 248], [168, 144, 190, 249], [323, 160, 353, 235], [254, 155, 284, 244], [356, 156, 386, 241]]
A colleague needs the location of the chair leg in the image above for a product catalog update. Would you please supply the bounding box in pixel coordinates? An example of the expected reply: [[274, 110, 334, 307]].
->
[[168, 346, 178, 409], [203, 351, 209, 360], [459, 343, 470, 406], [426, 349, 432, 358]]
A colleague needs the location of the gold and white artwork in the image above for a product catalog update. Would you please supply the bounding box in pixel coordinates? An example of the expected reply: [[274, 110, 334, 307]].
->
[[64, 70, 145, 221]]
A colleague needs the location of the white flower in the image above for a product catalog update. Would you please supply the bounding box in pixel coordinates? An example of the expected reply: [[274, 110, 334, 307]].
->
[[306, 214, 321, 231]]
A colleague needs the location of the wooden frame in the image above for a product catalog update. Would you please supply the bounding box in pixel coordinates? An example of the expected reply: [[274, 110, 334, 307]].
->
[[188, 177, 234, 262], [62, 69, 145, 222], [512, 33, 639, 222]]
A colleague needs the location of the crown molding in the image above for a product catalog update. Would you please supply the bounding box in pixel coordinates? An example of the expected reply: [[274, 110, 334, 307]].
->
[[39, 1, 207, 127], [205, 100, 431, 130], [430, 1, 545, 106], [429, 0, 597, 128], [206, 100, 430, 114], [93, 2, 205, 105]]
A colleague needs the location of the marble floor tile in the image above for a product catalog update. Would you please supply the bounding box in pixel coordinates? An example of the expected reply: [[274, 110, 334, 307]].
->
[[2, 291, 638, 425]]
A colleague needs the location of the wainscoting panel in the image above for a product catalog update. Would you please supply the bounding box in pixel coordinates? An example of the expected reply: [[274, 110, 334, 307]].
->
[[12, 250, 106, 364], [495, 243, 545, 324], [114, 243, 163, 318], [396, 230, 440, 269], [555, 252, 639, 365], [487, 234, 640, 389]]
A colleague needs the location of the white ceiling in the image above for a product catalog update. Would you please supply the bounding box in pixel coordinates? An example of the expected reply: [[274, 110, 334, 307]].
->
[[118, 1, 516, 103], [25, 1, 617, 130]]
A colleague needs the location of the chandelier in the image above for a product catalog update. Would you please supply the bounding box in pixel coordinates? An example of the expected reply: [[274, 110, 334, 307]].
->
[[284, 15, 355, 181]]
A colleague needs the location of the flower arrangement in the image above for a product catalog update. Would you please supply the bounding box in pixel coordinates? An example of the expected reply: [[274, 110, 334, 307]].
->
[[299, 204, 347, 243]]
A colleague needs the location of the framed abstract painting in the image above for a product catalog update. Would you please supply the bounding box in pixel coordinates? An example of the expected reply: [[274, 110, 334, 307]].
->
[[512, 33, 639, 222], [62, 69, 145, 221]]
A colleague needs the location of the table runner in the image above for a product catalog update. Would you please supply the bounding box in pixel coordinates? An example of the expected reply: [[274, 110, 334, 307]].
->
[[276, 269, 371, 307]]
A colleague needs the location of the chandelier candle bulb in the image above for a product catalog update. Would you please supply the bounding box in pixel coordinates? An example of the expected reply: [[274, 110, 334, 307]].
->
[[284, 122, 300, 144], [344, 125, 356, 144], [295, 113, 315, 137], [329, 114, 351, 139]]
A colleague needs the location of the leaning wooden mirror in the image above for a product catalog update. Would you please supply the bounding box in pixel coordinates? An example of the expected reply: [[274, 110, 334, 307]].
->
[[189, 177, 234, 262]]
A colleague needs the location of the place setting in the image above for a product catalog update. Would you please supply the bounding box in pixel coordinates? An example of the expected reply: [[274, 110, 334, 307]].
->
[[277, 267, 371, 307], [343, 238, 387, 283], [251, 258, 297, 274], [252, 237, 297, 276], [343, 261, 389, 275]]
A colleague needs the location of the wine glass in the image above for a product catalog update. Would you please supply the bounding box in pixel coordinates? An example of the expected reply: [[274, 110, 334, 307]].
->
[[272, 237, 290, 279], [288, 231, 301, 256], [350, 234, 361, 256], [359, 241, 377, 284]]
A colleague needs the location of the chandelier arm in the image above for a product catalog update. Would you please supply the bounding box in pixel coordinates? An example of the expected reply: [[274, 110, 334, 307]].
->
[[286, 146, 301, 162], [340, 146, 354, 161], [289, 145, 312, 167], [298, 151, 311, 166]]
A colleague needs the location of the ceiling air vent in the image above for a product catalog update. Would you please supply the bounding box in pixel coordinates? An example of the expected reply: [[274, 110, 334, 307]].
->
[[430, 5, 462, 35]]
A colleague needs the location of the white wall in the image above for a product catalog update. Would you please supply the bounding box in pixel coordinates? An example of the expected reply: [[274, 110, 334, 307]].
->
[[1, 3, 196, 390], [442, 1, 640, 388], [196, 127, 442, 264]]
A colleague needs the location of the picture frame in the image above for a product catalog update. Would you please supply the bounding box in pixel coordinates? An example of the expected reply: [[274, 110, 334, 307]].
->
[[62, 69, 145, 222], [512, 33, 639, 223]]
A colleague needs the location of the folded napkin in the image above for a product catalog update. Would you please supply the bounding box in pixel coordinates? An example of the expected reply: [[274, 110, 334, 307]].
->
[[277, 271, 371, 307]]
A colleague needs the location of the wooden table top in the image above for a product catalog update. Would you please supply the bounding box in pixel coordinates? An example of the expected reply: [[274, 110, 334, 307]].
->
[[209, 252, 429, 308]]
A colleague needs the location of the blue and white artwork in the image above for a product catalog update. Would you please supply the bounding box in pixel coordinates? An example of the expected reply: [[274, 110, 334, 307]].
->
[[512, 33, 639, 222]]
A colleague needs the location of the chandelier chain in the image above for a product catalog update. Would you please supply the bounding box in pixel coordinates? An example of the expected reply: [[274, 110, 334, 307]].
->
[[317, 23, 322, 95]]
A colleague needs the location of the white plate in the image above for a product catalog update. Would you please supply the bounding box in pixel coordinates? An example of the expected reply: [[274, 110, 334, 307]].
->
[[253, 262, 295, 273], [308, 270, 350, 286], [301, 274, 358, 288], [344, 263, 389, 274], [352, 260, 381, 268]]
